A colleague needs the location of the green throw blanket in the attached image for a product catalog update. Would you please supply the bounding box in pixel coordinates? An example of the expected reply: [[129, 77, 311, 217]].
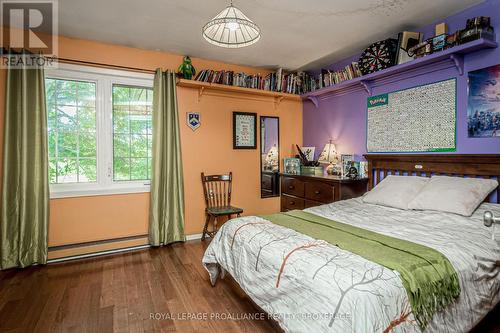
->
[[262, 210, 460, 328]]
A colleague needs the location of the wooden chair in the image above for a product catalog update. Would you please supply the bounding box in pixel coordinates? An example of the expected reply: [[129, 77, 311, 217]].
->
[[201, 172, 243, 240]]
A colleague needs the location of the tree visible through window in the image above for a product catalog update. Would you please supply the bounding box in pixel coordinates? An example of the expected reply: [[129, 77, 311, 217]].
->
[[112, 85, 153, 181], [46, 78, 97, 184]]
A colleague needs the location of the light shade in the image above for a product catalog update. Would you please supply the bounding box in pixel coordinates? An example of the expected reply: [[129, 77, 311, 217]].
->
[[202, 2, 260, 48], [318, 141, 339, 164]]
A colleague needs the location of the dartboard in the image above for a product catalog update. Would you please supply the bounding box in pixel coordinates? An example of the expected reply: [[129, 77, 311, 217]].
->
[[359, 39, 398, 75]]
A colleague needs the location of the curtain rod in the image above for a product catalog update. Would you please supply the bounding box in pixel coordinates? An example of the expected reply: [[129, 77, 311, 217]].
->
[[56, 57, 158, 74]]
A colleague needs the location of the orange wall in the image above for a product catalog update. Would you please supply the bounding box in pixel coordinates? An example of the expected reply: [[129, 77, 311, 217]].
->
[[0, 35, 303, 248]]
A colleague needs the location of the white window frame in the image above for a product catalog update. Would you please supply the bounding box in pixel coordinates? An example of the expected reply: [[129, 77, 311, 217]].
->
[[46, 63, 154, 198]]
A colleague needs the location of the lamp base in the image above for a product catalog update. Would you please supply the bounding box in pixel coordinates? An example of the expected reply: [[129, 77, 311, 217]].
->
[[326, 163, 341, 176]]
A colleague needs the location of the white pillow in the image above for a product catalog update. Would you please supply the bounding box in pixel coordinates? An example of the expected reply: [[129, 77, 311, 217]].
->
[[408, 176, 498, 216], [362, 175, 430, 210]]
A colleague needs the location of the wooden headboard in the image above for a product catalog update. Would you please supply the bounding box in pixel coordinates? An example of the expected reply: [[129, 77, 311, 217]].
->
[[363, 154, 500, 204]]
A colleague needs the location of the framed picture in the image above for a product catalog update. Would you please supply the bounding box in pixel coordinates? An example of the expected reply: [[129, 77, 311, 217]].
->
[[468, 64, 500, 138], [233, 112, 257, 149], [341, 154, 354, 177], [284, 158, 300, 175], [300, 146, 315, 161]]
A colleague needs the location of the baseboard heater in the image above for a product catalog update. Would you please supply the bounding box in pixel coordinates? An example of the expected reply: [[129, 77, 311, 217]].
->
[[47, 234, 150, 263], [47, 233, 203, 263]]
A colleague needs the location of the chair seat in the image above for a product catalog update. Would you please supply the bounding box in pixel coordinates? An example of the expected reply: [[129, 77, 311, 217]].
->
[[207, 206, 243, 216]]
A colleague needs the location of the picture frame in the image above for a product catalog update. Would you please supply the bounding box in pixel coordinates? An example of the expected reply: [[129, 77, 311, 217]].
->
[[341, 154, 354, 177], [233, 112, 257, 149], [284, 158, 301, 175]]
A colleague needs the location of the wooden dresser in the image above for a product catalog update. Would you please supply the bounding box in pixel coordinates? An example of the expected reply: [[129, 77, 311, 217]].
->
[[280, 173, 368, 212]]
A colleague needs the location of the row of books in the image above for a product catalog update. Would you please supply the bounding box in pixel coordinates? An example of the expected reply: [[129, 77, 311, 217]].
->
[[193, 68, 315, 95], [319, 62, 363, 88], [191, 62, 363, 95]]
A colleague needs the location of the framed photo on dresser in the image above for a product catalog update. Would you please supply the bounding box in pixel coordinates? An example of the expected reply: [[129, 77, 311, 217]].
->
[[233, 112, 257, 149]]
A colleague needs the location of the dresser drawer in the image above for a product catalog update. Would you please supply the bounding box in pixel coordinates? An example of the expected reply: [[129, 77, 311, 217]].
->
[[281, 195, 305, 211], [282, 177, 305, 197], [305, 181, 334, 203]]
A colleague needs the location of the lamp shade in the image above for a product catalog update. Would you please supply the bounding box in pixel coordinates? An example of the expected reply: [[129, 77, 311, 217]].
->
[[202, 2, 260, 48], [318, 142, 338, 164], [265, 145, 279, 170]]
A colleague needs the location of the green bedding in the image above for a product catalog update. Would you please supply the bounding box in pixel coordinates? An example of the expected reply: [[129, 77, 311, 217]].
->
[[262, 210, 461, 328]]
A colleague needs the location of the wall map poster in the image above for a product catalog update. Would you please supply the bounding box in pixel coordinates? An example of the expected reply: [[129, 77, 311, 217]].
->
[[367, 79, 456, 152]]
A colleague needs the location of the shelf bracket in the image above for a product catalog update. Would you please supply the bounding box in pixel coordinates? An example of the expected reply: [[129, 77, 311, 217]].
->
[[197, 86, 205, 102], [307, 96, 319, 108], [450, 54, 464, 75], [274, 96, 284, 109], [360, 80, 372, 95]]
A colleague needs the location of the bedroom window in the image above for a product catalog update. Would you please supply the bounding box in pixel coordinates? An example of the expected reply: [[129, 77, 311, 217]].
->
[[46, 78, 97, 184], [112, 85, 153, 181], [45, 64, 154, 198]]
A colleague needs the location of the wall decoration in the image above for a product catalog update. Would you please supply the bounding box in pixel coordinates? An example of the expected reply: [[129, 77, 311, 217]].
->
[[367, 79, 456, 152], [359, 38, 398, 75], [186, 112, 201, 131], [467, 64, 500, 138], [233, 112, 257, 149], [177, 56, 196, 80], [284, 158, 300, 175]]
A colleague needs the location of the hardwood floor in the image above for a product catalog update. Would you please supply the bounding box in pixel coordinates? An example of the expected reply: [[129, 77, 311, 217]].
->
[[0, 240, 498, 333], [0, 241, 276, 333]]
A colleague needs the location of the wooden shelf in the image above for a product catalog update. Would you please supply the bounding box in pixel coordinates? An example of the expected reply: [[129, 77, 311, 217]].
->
[[176, 78, 300, 108], [302, 38, 498, 108]]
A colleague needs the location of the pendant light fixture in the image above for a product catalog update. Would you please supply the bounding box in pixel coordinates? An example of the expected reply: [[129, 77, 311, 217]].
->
[[202, 0, 261, 48]]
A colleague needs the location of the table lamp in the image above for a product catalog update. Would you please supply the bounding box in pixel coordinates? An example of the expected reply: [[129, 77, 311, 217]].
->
[[265, 145, 279, 171], [318, 140, 340, 175]]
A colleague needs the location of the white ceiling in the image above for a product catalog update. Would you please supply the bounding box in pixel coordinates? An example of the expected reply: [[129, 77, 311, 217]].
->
[[57, 0, 483, 71]]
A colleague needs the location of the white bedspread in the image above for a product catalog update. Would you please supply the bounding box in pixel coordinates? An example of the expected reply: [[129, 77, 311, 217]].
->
[[202, 198, 500, 333]]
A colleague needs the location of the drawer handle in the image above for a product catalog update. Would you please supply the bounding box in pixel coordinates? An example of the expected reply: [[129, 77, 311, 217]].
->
[[288, 185, 295, 190], [290, 201, 295, 205], [314, 190, 321, 195]]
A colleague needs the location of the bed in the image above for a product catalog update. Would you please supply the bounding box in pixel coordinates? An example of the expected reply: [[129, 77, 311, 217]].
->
[[202, 154, 500, 333]]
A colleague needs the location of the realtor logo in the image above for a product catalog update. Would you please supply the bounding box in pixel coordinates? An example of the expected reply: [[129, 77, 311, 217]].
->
[[187, 112, 201, 131], [1, 0, 58, 67]]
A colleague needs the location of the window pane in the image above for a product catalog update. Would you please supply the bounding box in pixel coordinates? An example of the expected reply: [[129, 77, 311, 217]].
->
[[78, 158, 97, 182], [45, 78, 97, 184], [57, 158, 78, 183], [112, 84, 153, 181], [113, 157, 130, 181], [130, 158, 148, 180]]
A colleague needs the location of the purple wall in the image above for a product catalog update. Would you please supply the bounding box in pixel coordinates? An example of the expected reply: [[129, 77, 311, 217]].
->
[[303, 0, 500, 160]]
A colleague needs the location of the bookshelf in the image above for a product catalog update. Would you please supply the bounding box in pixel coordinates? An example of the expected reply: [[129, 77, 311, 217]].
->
[[302, 38, 498, 108], [176, 79, 301, 108]]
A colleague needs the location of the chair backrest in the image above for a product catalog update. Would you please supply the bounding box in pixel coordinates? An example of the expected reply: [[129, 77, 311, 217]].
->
[[201, 172, 233, 209]]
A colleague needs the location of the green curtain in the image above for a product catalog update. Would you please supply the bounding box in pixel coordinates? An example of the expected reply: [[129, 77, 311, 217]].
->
[[1, 58, 49, 269], [149, 70, 185, 246]]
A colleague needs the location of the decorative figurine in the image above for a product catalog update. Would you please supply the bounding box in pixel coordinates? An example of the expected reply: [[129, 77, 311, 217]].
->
[[178, 56, 196, 80]]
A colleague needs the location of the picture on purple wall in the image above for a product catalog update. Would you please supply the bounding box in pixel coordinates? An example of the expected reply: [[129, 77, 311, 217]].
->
[[468, 64, 500, 138]]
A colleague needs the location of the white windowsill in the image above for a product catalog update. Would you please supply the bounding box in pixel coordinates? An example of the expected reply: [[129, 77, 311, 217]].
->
[[50, 185, 150, 199]]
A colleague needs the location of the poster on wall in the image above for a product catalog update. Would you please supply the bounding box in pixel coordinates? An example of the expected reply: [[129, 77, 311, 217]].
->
[[367, 79, 456, 152], [467, 64, 500, 138], [233, 112, 257, 149]]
